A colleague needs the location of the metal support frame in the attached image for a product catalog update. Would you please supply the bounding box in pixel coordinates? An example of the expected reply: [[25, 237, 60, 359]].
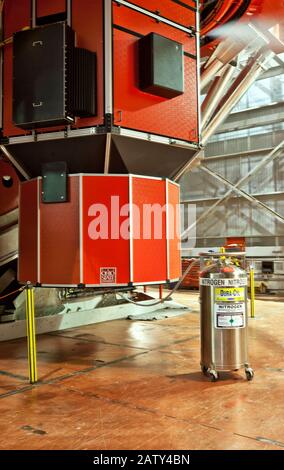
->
[[104, 0, 113, 116], [182, 190, 284, 204], [204, 147, 275, 162], [173, 149, 204, 182], [201, 21, 284, 142], [37, 177, 41, 283], [129, 174, 133, 284], [199, 164, 284, 224], [202, 47, 275, 145], [182, 139, 284, 238], [250, 266, 255, 319], [203, 19, 284, 143], [201, 21, 280, 94], [79, 174, 83, 284], [67, 0, 72, 26], [104, 133, 111, 174], [202, 62, 236, 130], [25, 285, 37, 384], [31, 0, 72, 27], [212, 101, 284, 136], [195, 0, 202, 143], [113, 0, 195, 35], [202, 58, 224, 92], [32, 0, 36, 28], [201, 37, 246, 91], [165, 179, 170, 280]]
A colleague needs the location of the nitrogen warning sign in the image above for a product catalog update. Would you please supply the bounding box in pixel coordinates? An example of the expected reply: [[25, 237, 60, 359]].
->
[[215, 287, 245, 302], [200, 278, 247, 287], [214, 302, 246, 329]]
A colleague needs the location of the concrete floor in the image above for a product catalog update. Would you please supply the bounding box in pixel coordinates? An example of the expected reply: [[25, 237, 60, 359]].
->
[[0, 290, 284, 450]]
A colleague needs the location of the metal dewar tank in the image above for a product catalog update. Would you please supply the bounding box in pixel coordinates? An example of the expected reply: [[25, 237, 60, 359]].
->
[[199, 252, 254, 382]]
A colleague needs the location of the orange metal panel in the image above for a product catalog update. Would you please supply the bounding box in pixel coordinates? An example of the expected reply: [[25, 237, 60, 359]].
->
[[3, 0, 31, 137], [72, 0, 104, 128], [82, 176, 130, 285], [18, 175, 181, 286], [18, 180, 38, 284], [168, 182, 181, 280], [40, 176, 80, 285], [113, 4, 196, 55], [132, 177, 167, 283], [113, 28, 198, 142], [128, 0, 196, 28], [0, 160, 20, 216], [36, 0, 66, 17]]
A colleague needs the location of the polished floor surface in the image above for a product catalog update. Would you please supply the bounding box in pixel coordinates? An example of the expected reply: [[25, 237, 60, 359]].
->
[[0, 290, 283, 450]]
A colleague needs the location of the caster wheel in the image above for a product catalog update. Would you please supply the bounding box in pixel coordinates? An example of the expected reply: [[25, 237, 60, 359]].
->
[[201, 365, 209, 376], [209, 370, 219, 382], [245, 368, 254, 381]]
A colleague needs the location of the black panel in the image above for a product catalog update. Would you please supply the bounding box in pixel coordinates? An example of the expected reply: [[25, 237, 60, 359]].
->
[[8, 135, 107, 177], [8, 133, 197, 179], [42, 161, 68, 203], [36, 12, 67, 26], [13, 22, 97, 129], [111, 135, 195, 178], [13, 22, 75, 129], [138, 33, 184, 99], [108, 139, 128, 174], [73, 48, 97, 117]]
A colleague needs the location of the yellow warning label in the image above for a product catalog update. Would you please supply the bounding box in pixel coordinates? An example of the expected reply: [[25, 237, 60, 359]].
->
[[215, 287, 245, 302]]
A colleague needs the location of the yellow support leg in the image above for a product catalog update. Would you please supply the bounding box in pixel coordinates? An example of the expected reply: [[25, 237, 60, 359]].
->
[[250, 267, 255, 319], [25, 284, 38, 383]]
